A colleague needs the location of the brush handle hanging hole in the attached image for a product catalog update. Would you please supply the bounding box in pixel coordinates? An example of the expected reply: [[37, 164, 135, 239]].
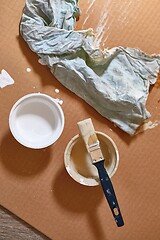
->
[[113, 207, 119, 216]]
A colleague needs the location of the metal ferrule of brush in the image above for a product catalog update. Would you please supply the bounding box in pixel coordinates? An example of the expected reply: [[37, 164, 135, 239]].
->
[[88, 141, 104, 163]]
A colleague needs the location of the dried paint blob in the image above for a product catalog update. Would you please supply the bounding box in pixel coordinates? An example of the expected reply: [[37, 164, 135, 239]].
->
[[55, 89, 60, 93], [55, 98, 63, 105], [136, 120, 160, 134], [0, 69, 14, 88], [26, 67, 31, 72]]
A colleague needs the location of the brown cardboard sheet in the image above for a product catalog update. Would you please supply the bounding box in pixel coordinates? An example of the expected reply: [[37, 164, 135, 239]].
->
[[0, 0, 160, 239]]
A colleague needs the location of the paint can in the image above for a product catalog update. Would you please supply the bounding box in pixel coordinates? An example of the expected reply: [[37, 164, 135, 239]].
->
[[64, 132, 119, 186]]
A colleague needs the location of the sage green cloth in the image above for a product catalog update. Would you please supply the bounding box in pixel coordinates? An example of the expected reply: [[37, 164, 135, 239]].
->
[[20, 0, 160, 135]]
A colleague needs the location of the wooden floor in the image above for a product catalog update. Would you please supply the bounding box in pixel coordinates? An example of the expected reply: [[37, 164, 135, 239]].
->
[[0, 206, 49, 240]]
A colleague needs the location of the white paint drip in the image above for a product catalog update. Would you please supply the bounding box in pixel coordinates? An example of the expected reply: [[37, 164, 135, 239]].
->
[[82, 16, 89, 28], [82, 0, 112, 46], [119, 0, 135, 25], [136, 120, 160, 134], [100, 0, 133, 47], [55, 98, 63, 105], [38, 58, 47, 65], [103, 19, 114, 46], [26, 67, 31, 72], [55, 88, 60, 93], [86, 0, 96, 14], [0, 69, 14, 88], [82, 0, 96, 28], [93, 0, 112, 46], [94, 11, 108, 46]]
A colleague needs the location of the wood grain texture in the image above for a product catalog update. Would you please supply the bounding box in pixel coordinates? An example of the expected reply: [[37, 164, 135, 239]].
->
[[0, 206, 49, 240]]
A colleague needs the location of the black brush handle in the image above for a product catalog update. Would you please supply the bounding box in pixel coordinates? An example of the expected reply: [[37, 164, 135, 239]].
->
[[93, 160, 124, 227]]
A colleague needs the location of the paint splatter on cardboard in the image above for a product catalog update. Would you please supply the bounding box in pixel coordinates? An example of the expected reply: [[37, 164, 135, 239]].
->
[[0, 69, 14, 88]]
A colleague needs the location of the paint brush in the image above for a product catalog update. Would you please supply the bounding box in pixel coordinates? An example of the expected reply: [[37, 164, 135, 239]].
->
[[77, 118, 124, 227]]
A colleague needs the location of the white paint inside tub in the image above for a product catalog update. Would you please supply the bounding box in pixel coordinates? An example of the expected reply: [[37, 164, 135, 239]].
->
[[16, 102, 56, 141], [10, 95, 64, 148]]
